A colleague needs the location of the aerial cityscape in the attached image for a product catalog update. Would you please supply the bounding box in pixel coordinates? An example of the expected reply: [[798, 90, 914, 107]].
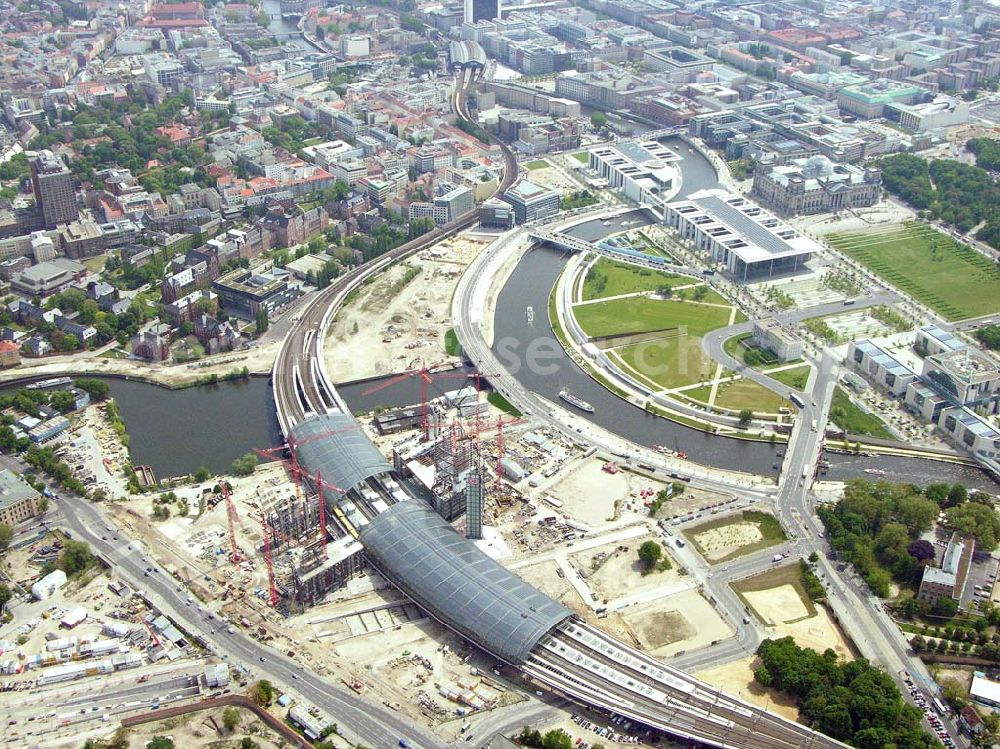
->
[[5, 0, 1000, 748]]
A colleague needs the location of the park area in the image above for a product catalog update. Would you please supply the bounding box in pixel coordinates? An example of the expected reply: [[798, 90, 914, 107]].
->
[[573, 296, 737, 339], [581, 258, 694, 301], [827, 222, 1000, 320], [683, 510, 787, 564]]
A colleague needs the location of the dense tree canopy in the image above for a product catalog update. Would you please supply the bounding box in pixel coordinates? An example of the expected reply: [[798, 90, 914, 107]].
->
[[879, 152, 1000, 247], [943, 500, 1000, 551], [818, 478, 941, 596], [754, 637, 936, 749]]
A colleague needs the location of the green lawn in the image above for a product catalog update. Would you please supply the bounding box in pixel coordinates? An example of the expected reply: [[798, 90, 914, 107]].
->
[[765, 365, 811, 391], [615, 337, 715, 389], [713, 378, 788, 413], [582, 258, 693, 301], [525, 159, 550, 170], [573, 297, 735, 338], [444, 328, 461, 356], [828, 222, 1000, 321], [571, 152, 588, 164], [487, 391, 521, 416], [829, 386, 893, 439]]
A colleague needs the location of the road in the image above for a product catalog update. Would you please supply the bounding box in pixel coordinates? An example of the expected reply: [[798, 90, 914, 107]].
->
[[700, 292, 898, 397], [37, 477, 448, 749]]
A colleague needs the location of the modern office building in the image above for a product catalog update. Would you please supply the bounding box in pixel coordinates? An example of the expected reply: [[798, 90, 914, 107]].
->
[[0, 469, 40, 526], [665, 188, 820, 280], [501, 180, 560, 224], [751, 156, 882, 217], [837, 79, 926, 119], [921, 348, 1000, 415], [212, 266, 299, 320], [642, 46, 714, 85], [479, 198, 515, 229], [846, 339, 918, 396], [588, 141, 680, 213], [31, 150, 79, 229], [751, 318, 804, 362], [465, 0, 500, 24]]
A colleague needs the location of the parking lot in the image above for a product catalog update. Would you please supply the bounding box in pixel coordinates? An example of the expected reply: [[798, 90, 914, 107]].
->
[[902, 672, 957, 748]]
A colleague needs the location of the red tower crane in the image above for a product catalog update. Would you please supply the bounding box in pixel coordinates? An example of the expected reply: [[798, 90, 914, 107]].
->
[[260, 513, 279, 607], [362, 361, 494, 441], [220, 480, 241, 564]]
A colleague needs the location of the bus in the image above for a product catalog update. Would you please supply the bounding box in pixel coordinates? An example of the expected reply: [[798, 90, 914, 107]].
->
[[789, 393, 805, 408], [932, 697, 948, 716]]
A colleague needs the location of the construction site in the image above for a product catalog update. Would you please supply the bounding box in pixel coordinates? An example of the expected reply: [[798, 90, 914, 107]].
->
[[247, 366, 527, 614]]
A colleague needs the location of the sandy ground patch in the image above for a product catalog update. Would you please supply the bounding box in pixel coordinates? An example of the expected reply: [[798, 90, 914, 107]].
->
[[778, 605, 854, 659], [325, 236, 489, 382], [629, 609, 693, 650], [621, 590, 732, 657], [693, 522, 763, 563], [549, 459, 666, 528], [125, 705, 295, 749], [744, 584, 810, 625], [521, 164, 586, 193], [517, 559, 590, 617], [695, 657, 800, 722], [574, 535, 680, 602]]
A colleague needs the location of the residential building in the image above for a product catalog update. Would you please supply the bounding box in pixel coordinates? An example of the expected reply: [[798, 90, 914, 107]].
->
[[0, 340, 20, 369], [0, 469, 40, 526], [31, 150, 79, 229], [917, 532, 973, 604], [665, 188, 820, 281], [501, 180, 560, 224], [751, 319, 804, 362], [751, 156, 882, 217]]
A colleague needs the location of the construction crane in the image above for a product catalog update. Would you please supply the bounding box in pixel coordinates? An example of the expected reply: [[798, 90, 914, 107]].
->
[[220, 480, 241, 564], [260, 512, 279, 607], [362, 360, 492, 441]]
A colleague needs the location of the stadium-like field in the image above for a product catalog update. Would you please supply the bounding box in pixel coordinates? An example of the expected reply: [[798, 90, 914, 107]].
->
[[827, 223, 1000, 321]]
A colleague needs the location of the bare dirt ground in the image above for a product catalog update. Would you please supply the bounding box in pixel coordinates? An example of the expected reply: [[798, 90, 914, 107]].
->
[[124, 705, 293, 749], [549, 460, 666, 528], [692, 522, 763, 563], [325, 236, 490, 382], [744, 584, 810, 624], [573, 535, 680, 602], [620, 590, 732, 657], [743, 583, 854, 659], [517, 559, 590, 617], [694, 657, 800, 722]]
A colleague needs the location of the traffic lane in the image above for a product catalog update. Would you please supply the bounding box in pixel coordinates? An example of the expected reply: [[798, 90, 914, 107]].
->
[[53, 495, 445, 749]]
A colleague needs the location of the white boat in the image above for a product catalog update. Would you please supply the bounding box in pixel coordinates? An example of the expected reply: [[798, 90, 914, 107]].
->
[[559, 389, 594, 413], [863, 468, 886, 476], [27, 377, 73, 390]]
